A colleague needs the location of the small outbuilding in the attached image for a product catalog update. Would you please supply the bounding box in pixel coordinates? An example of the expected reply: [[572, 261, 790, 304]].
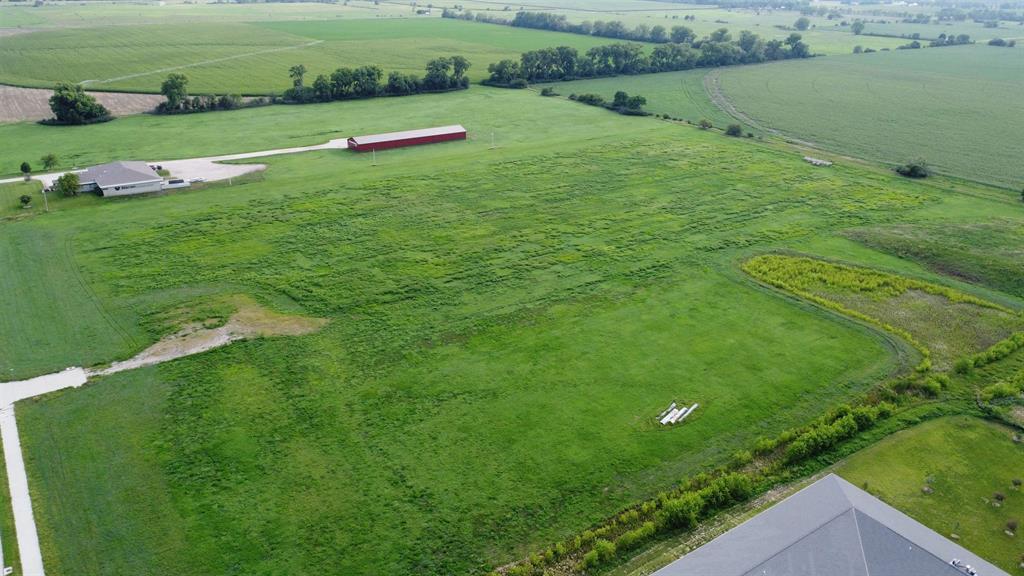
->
[[347, 125, 467, 152], [77, 161, 163, 197]]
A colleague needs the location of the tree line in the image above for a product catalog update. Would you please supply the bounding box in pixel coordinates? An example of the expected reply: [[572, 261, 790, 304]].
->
[[158, 73, 250, 114], [445, 9, 708, 44], [485, 30, 810, 86], [928, 33, 972, 47], [282, 56, 470, 104]]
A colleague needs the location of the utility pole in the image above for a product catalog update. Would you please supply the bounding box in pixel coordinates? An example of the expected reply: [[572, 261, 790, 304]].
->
[[41, 187, 49, 213], [372, 148, 376, 166]]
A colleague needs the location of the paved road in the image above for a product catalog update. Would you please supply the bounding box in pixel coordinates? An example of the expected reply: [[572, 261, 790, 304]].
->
[[0, 368, 87, 576], [0, 137, 349, 189]]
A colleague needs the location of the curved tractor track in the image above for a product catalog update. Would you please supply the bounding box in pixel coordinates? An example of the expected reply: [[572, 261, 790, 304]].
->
[[702, 68, 818, 149]]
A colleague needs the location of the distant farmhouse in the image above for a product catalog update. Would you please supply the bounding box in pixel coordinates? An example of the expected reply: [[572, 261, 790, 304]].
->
[[76, 161, 164, 197], [347, 125, 466, 152], [653, 474, 1007, 576]]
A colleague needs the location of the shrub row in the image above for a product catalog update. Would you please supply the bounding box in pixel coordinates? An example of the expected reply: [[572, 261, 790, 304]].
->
[[494, 396, 897, 576], [890, 373, 947, 397], [568, 91, 650, 116], [784, 403, 893, 463], [955, 333, 1024, 373], [157, 93, 248, 115]]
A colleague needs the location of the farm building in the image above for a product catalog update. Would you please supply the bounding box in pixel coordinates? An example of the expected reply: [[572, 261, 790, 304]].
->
[[76, 161, 163, 197], [347, 125, 466, 152], [652, 474, 1007, 576]]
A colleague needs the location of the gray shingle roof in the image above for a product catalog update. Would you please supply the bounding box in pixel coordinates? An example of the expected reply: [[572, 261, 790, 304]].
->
[[652, 474, 1008, 576], [79, 161, 160, 188]]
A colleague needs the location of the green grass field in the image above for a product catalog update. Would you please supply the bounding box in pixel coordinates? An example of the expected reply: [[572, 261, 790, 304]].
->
[[0, 18, 610, 93], [859, 19, 1024, 42], [846, 221, 1024, 300], [6, 85, 1019, 575], [0, 0, 414, 28], [0, 28, 1023, 568], [716, 45, 1024, 188], [743, 254, 1024, 371], [0, 0, 912, 97], [838, 416, 1024, 572], [0, 179, 41, 218], [547, 69, 737, 128], [456, 1, 908, 54]]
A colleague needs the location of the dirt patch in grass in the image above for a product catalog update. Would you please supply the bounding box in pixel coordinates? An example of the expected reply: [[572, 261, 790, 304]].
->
[[88, 295, 326, 376], [0, 29, 36, 39], [1010, 406, 1024, 426], [0, 85, 163, 123]]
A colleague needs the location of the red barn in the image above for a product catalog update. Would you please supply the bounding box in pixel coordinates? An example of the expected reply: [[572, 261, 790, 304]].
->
[[347, 125, 467, 152]]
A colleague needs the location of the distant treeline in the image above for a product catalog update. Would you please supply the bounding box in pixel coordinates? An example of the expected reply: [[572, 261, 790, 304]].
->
[[282, 56, 470, 104], [445, 9, 706, 44], [485, 30, 810, 86], [892, 32, 973, 50], [936, 7, 1024, 23], [928, 33, 973, 46]]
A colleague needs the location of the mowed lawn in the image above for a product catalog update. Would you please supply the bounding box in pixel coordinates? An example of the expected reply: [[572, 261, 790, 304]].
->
[[716, 45, 1024, 188], [0, 18, 610, 93], [837, 416, 1024, 572], [1, 87, 993, 575]]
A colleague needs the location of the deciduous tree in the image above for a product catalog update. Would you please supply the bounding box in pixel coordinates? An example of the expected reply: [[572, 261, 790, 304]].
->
[[48, 82, 110, 125], [41, 153, 58, 170], [161, 73, 189, 110], [53, 172, 80, 197]]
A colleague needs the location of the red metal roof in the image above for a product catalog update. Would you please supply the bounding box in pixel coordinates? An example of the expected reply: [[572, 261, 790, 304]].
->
[[348, 125, 466, 146]]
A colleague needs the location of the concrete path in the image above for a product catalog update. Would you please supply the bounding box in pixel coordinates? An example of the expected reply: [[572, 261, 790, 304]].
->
[[0, 322, 266, 575], [0, 368, 87, 576], [0, 137, 349, 189], [157, 137, 348, 184]]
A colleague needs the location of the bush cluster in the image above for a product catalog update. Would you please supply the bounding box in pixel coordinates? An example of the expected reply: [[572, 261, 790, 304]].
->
[[45, 82, 112, 125], [929, 33, 972, 47], [782, 403, 888, 461], [568, 91, 649, 116], [895, 159, 929, 178]]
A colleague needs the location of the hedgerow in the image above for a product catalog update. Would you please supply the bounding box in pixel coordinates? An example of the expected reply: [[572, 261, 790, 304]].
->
[[957, 332, 1024, 372], [493, 399, 895, 576]]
